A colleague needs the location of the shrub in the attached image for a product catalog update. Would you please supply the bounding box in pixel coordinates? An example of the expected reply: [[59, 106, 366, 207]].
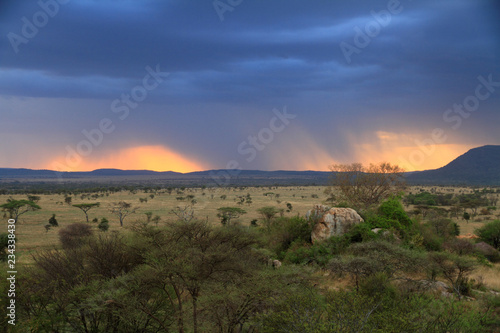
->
[[359, 272, 397, 300], [428, 252, 477, 298], [475, 220, 500, 249], [48, 214, 58, 227], [270, 216, 312, 254], [377, 197, 412, 229], [444, 238, 475, 256], [0, 233, 9, 261], [364, 198, 412, 239], [344, 223, 376, 243], [98, 218, 109, 232], [283, 241, 332, 266], [58, 223, 93, 249]]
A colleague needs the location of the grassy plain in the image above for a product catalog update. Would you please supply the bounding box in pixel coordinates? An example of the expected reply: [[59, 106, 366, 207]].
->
[[2, 185, 499, 268]]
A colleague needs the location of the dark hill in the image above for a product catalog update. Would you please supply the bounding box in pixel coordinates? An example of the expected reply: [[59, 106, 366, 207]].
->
[[406, 145, 500, 185]]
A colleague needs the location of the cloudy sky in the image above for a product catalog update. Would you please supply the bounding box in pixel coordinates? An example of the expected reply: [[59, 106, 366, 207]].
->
[[1, 0, 499, 173]]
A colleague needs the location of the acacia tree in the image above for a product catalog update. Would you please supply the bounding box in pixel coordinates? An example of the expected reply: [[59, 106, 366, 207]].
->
[[216, 207, 247, 226], [0, 199, 41, 222], [429, 252, 477, 299], [72, 202, 100, 223], [134, 220, 258, 333], [27, 195, 41, 203], [326, 162, 406, 210], [110, 201, 137, 226], [257, 206, 280, 230]]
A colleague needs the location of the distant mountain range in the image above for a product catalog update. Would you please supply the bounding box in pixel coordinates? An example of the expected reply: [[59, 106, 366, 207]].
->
[[0, 145, 499, 186]]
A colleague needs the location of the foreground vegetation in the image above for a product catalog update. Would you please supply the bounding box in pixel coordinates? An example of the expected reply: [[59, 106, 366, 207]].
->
[[1, 182, 500, 332]]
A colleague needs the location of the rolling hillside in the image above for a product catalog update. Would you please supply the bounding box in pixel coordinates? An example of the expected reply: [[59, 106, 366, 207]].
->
[[406, 145, 500, 185]]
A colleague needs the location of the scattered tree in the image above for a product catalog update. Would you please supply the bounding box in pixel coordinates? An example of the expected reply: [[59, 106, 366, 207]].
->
[[327, 162, 405, 210], [110, 201, 136, 227], [463, 211, 471, 223], [428, 252, 477, 299], [258, 206, 280, 230], [0, 199, 41, 222], [72, 202, 100, 223], [48, 214, 58, 227], [216, 207, 247, 226], [170, 205, 195, 223], [152, 215, 161, 226], [27, 195, 41, 203]]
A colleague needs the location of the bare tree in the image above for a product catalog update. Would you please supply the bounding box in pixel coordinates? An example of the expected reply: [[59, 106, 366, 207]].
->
[[171, 205, 195, 223], [326, 162, 406, 210], [110, 201, 137, 227]]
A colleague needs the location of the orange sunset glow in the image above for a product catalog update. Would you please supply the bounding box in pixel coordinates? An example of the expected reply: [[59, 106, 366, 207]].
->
[[48, 145, 206, 173], [265, 128, 471, 172], [351, 131, 474, 172]]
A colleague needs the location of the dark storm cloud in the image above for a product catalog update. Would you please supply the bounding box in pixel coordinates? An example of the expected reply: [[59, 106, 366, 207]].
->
[[0, 0, 499, 170]]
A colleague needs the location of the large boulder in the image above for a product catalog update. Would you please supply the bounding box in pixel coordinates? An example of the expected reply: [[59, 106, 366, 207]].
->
[[474, 242, 500, 262], [306, 205, 364, 243]]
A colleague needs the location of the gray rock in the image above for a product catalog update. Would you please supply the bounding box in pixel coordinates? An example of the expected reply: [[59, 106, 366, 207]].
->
[[307, 205, 364, 242]]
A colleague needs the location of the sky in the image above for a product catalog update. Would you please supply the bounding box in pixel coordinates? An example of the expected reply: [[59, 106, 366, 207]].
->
[[1, 0, 499, 173]]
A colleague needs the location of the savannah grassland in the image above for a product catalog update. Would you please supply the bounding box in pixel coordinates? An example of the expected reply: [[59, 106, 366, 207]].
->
[[5, 185, 500, 290]]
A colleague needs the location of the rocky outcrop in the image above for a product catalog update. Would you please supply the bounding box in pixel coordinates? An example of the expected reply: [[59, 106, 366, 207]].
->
[[306, 205, 364, 243], [474, 242, 500, 262]]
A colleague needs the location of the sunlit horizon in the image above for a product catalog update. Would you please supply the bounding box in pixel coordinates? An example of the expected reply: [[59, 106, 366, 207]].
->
[[26, 143, 476, 173]]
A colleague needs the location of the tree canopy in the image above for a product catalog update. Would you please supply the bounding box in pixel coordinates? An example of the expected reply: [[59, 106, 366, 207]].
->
[[72, 202, 100, 222], [0, 199, 41, 222], [216, 207, 247, 226], [327, 162, 406, 210]]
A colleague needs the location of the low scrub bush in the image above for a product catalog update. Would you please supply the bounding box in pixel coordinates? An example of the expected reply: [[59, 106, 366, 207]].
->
[[58, 223, 93, 249]]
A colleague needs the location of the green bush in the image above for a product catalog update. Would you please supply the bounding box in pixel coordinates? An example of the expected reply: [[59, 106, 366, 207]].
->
[[0, 233, 9, 261], [359, 272, 397, 300], [48, 214, 58, 227], [98, 218, 109, 232], [363, 198, 412, 241], [475, 220, 500, 249], [345, 223, 377, 243], [377, 197, 412, 229], [269, 216, 312, 256], [283, 241, 331, 266]]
